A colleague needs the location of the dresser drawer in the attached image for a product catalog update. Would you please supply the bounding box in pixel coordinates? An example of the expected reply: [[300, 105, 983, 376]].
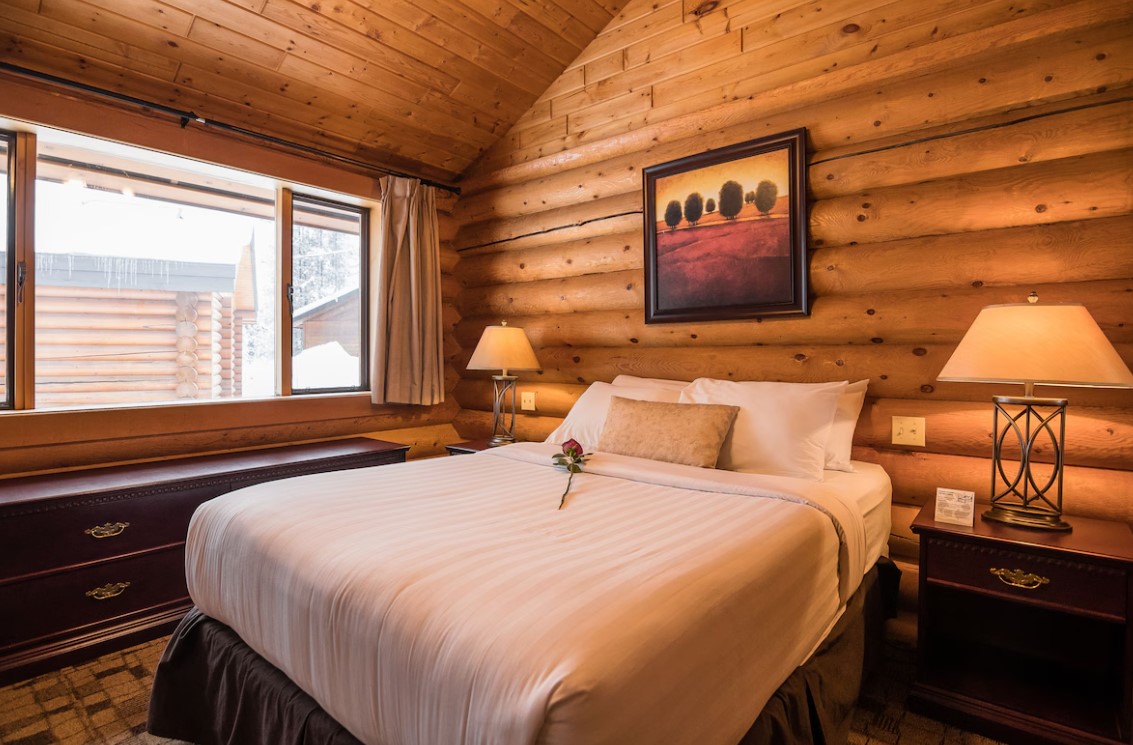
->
[[0, 485, 222, 578], [0, 546, 188, 649], [924, 536, 1127, 620]]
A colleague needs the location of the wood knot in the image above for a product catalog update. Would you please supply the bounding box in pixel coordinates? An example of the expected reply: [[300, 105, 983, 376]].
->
[[794, 353, 808, 362], [971, 280, 983, 288], [866, 308, 876, 315], [920, 384, 935, 393], [913, 347, 927, 356], [1035, 204, 1047, 213], [842, 23, 861, 33], [572, 356, 581, 363], [690, 0, 719, 16], [629, 338, 639, 344], [871, 338, 884, 344]]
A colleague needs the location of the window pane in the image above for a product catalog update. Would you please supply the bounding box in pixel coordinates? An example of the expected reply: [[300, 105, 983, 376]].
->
[[0, 134, 10, 407], [34, 129, 277, 409], [291, 196, 366, 392]]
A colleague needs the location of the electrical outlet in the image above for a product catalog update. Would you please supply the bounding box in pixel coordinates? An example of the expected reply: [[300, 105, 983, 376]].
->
[[891, 416, 926, 447], [520, 391, 537, 411]]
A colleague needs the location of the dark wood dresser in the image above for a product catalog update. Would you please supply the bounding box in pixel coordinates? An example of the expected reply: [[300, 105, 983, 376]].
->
[[0, 437, 408, 685], [910, 503, 1133, 745]]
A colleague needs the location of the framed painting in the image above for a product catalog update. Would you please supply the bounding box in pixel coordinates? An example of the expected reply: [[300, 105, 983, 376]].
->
[[643, 128, 809, 323]]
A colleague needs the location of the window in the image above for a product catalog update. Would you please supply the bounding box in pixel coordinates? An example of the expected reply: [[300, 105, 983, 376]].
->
[[290, 195, 368, 393], [33, 129, 278, 408], [0, 133, 10, 407], [0, 122, 373, 411]]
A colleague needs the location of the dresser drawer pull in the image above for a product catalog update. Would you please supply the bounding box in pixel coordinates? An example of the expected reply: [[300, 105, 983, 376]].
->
[[989, 567, 1050, 590], [84, 521, 130, 539], [85, 582, 131, 601]]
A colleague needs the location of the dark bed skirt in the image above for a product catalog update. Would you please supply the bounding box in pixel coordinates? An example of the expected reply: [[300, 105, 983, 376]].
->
[[149, 558, 897, 745]]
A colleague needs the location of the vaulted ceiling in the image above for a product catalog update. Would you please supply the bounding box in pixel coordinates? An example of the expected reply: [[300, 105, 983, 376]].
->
[[0, 0, 632, 185]]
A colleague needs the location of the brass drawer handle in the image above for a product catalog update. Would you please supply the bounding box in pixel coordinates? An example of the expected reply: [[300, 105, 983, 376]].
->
[[989, 567, 1050, 590], [85, 582, 131, 601], [85, 521, 130, 539]]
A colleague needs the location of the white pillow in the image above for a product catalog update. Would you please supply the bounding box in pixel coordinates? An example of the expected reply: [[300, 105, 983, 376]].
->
[[825, 380, 869, 473], [679, 378, 846, 481], [545, 382, 681, 448], [611, 374, 690, 391]]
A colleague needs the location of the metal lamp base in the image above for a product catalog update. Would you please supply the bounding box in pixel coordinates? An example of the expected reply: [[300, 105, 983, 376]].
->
[[488, 374, 518, 447], [982, 505, 1071, 532], [985, 394, 1072, 532]]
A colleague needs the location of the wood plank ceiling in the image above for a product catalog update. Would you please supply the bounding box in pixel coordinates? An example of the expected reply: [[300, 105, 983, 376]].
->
[[0, 0, 632, 185]]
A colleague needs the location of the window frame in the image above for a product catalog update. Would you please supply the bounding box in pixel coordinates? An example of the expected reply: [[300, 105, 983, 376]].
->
[[286, 191, 370, 396], [0, 124, 376, 413], [1, 129, 14, 409]]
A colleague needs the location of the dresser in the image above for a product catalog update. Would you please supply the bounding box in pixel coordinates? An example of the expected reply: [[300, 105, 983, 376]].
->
[[909, 503, 1133, 744], [0, 438, 408, 685]]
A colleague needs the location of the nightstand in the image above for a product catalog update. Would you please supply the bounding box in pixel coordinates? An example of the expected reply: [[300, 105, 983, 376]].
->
[[444, 440, 493, 455], [909, 503, 1133, 744]]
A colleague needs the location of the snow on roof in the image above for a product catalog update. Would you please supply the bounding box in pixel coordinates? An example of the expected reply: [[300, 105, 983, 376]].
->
[[37, 180, 256, 264], [33, 180, 267, 291]]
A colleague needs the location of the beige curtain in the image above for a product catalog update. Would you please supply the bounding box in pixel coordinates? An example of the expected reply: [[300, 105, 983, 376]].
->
[[370, 176, 444, 405]]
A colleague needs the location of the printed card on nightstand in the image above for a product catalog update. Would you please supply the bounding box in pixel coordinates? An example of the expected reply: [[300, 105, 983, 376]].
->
[[935, 488, 976, 526]]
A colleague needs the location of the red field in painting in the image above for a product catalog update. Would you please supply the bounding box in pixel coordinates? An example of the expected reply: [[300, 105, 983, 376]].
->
[[654, 208, 791, 311]]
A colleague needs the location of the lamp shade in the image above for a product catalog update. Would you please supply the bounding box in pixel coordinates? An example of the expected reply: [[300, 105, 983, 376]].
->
[[467, 324, 541, 374], [938, 302, 1133, 388]]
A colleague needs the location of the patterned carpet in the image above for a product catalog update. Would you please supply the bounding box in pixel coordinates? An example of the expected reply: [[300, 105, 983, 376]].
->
[[0, 634, 1001, 745]]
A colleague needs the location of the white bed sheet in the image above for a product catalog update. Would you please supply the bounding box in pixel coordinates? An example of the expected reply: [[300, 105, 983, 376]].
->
[[186, 442, 891, 745]]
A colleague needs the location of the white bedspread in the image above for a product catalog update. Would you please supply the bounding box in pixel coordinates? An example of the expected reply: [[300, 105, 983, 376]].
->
[[186, 442, 888, 745]]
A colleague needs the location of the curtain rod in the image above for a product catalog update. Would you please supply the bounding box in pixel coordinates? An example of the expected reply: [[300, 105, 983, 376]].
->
[[0, 62, 462, 196]]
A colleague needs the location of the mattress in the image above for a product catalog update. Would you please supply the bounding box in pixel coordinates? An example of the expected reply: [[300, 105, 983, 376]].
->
[[185, 442, 891, 745]]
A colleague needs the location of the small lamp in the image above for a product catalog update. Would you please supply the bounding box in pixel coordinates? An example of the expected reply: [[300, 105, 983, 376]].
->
[[938, 293, 1133, 531], [467, 321, 541, 446]]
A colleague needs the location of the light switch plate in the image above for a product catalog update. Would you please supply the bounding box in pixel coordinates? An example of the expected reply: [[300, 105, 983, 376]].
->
[[892, 416, 926, 447], [520, 391, 537, 411]]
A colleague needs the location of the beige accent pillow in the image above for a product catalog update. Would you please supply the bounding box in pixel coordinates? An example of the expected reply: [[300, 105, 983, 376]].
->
[[679, 378, 846, 480], [596, 396, 740, 468]]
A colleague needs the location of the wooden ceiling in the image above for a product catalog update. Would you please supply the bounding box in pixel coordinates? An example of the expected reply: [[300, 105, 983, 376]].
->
[[0, 0, 632, 185]]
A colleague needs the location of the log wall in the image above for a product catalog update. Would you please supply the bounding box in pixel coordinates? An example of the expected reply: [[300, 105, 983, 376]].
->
[[452, 0, 1133, 547]]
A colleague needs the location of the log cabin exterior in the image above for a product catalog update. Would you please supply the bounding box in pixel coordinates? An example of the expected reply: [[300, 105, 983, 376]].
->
[[0, 0, 1129, 700]]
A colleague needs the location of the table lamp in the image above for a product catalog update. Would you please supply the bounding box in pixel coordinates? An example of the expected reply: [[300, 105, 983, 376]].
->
[[937, 293, 1133, 530], [467, 321, 541, 446]]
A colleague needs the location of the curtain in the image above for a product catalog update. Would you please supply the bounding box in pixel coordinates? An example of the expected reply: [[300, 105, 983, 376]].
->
[[370, 176, 444, 405]]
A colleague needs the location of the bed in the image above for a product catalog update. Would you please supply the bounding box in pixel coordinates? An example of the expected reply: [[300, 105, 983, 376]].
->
[[149, 377, 896, 745]]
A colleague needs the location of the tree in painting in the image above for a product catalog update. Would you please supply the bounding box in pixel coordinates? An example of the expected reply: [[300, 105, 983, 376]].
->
[[684, 192, 704, 225], [663, 200, 683, 230], [718, 180, 744, 220], [754, 180, 779, 216], [706, 197, 716, 213], [744, 190, 756, 206]]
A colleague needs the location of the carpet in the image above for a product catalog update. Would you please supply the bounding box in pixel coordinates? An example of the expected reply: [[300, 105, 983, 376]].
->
[[0, 636, 1001, 745]]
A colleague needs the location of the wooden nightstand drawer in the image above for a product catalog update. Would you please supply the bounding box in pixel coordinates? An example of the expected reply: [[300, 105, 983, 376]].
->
[[0, 485, 221, 579], [911, 505, 1133, 744], [0, 546, 187, 650], [925, 536, 1127, 621]]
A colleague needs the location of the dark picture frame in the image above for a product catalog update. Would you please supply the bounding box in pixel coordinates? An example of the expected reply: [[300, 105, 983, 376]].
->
[[643, 128, 809, 324]]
